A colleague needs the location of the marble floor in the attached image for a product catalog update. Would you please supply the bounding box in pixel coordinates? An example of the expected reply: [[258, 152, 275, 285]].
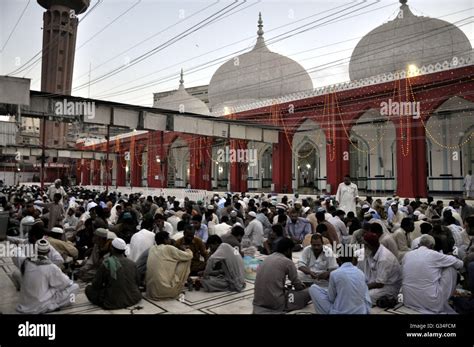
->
[[0, 244, 419, 315]]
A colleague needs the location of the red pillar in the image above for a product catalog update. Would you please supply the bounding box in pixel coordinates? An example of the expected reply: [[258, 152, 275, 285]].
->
[[116, 152, 126, 187], [325, 127, 349, 195], [147, 131, 158, 188], [394, 80, 429, 198], [92, 160, 100, 185], [229, 139, 248, 193], [414, 124, 428, 197], [272, 132, 293, 193], [189, 137, 212, 190], [131, 144, 141, 187], [82, 159, 91, 185]]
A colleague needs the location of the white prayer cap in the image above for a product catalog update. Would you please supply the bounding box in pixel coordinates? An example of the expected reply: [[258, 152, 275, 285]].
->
[[302, 207, 310, 214], [21, 216, 35, 226], [36, 239, 50, 253], [295, 200, 302, 205], [248, 211, 257, 218], [362, 204, 370, 209], [112, 238, 127, 251], [51, 227, 64, 234], [391, 202, 398, 206], [87, 201, 97, 211], [54, 179, 61, 184], [243, 197, 249, 203], [413, 211, 421, 216], [230, 210, 238, 217], [207, 205, 214, 210], [139, 195, 146, 199], [417, 214, 427, 220]]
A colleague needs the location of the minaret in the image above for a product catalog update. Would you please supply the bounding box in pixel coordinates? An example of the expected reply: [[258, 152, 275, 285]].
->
[[253, 12, 269, 51], [178, 68, 185, 90], [38, 0, 90, 148]]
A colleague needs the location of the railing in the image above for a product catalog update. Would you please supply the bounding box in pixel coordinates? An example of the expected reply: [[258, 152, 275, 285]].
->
[[428, 176, 463, 193], [352, 176, 396, 194]]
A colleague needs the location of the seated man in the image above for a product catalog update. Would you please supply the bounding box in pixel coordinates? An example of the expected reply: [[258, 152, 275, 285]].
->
[[262, 224, 285, 255], [46, 227, 79, 262], [285, 209, 312, 251], [17, 239, 79, 314], [358, 231, 402, 304], [392, 217, 414, 260], [369, 223, 399, 259], [175, 225, 209, 275], [309, 248, 371, 314], [11, 223, 64, 290], [191, 214, 209, 243], [244, 211, 264, 251], [402, 234, 463, 314], [201, 235, 246, 292], [221, 225, 245, 256], [208, 215, 231, 237], [253, 238, 311, 314], [78, 228, 111, 282], [146, 231, 193, 300], [298, 234, 338, 286], [85, 238, 142, 309], [128, 218, 155, 262]]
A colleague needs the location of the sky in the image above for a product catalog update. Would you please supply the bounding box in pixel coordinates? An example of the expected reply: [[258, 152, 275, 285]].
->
[[1, 0, 473, 107]]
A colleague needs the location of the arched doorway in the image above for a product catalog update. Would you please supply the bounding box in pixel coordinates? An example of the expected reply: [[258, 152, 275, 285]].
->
[[425, 97, 474, 193], [350, 109, 396, 194], [296, 141, 319, 190], [349, 135, 369, 191], [167, 137, 190, 188], [292, 119, 326, 192], [212, 138, 229, 189]]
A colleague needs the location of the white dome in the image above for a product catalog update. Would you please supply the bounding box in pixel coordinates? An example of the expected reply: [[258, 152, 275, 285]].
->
[[154, 70, 210, 116], [208, 13, 313, 114], [349, 1, 472, 80]]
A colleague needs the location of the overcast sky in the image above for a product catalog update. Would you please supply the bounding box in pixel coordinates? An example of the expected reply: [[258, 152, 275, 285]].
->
[[1, 0, 473, 107]]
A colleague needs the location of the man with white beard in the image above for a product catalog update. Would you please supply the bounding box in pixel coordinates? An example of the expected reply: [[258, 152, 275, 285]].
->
[[335, 175, 359, 214], [402, 234, 463, 314]]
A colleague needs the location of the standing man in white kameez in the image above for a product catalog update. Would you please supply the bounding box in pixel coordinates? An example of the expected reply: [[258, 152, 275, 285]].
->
[[464, 170, 473, 199], [17, 239, 79, 314], [402, 235, 463, 314], [336, 175, 359, 214]]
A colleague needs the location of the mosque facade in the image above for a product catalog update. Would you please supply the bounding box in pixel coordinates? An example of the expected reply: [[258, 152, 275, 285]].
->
[[78, 1, 474, 197]]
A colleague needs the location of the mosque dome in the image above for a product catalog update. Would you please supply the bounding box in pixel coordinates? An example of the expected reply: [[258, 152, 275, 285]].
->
[[154, 70, 210, 116], [349, 0, 472, 80], [208, 13, 313, 115]]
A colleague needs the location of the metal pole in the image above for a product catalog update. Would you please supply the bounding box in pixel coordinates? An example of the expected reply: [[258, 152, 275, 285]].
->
[[105, 124, 110, 194], [40, 120, 46, 190]]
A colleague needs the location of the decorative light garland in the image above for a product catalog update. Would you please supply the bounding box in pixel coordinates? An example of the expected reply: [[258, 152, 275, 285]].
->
[[406, 76, 474, 150]]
